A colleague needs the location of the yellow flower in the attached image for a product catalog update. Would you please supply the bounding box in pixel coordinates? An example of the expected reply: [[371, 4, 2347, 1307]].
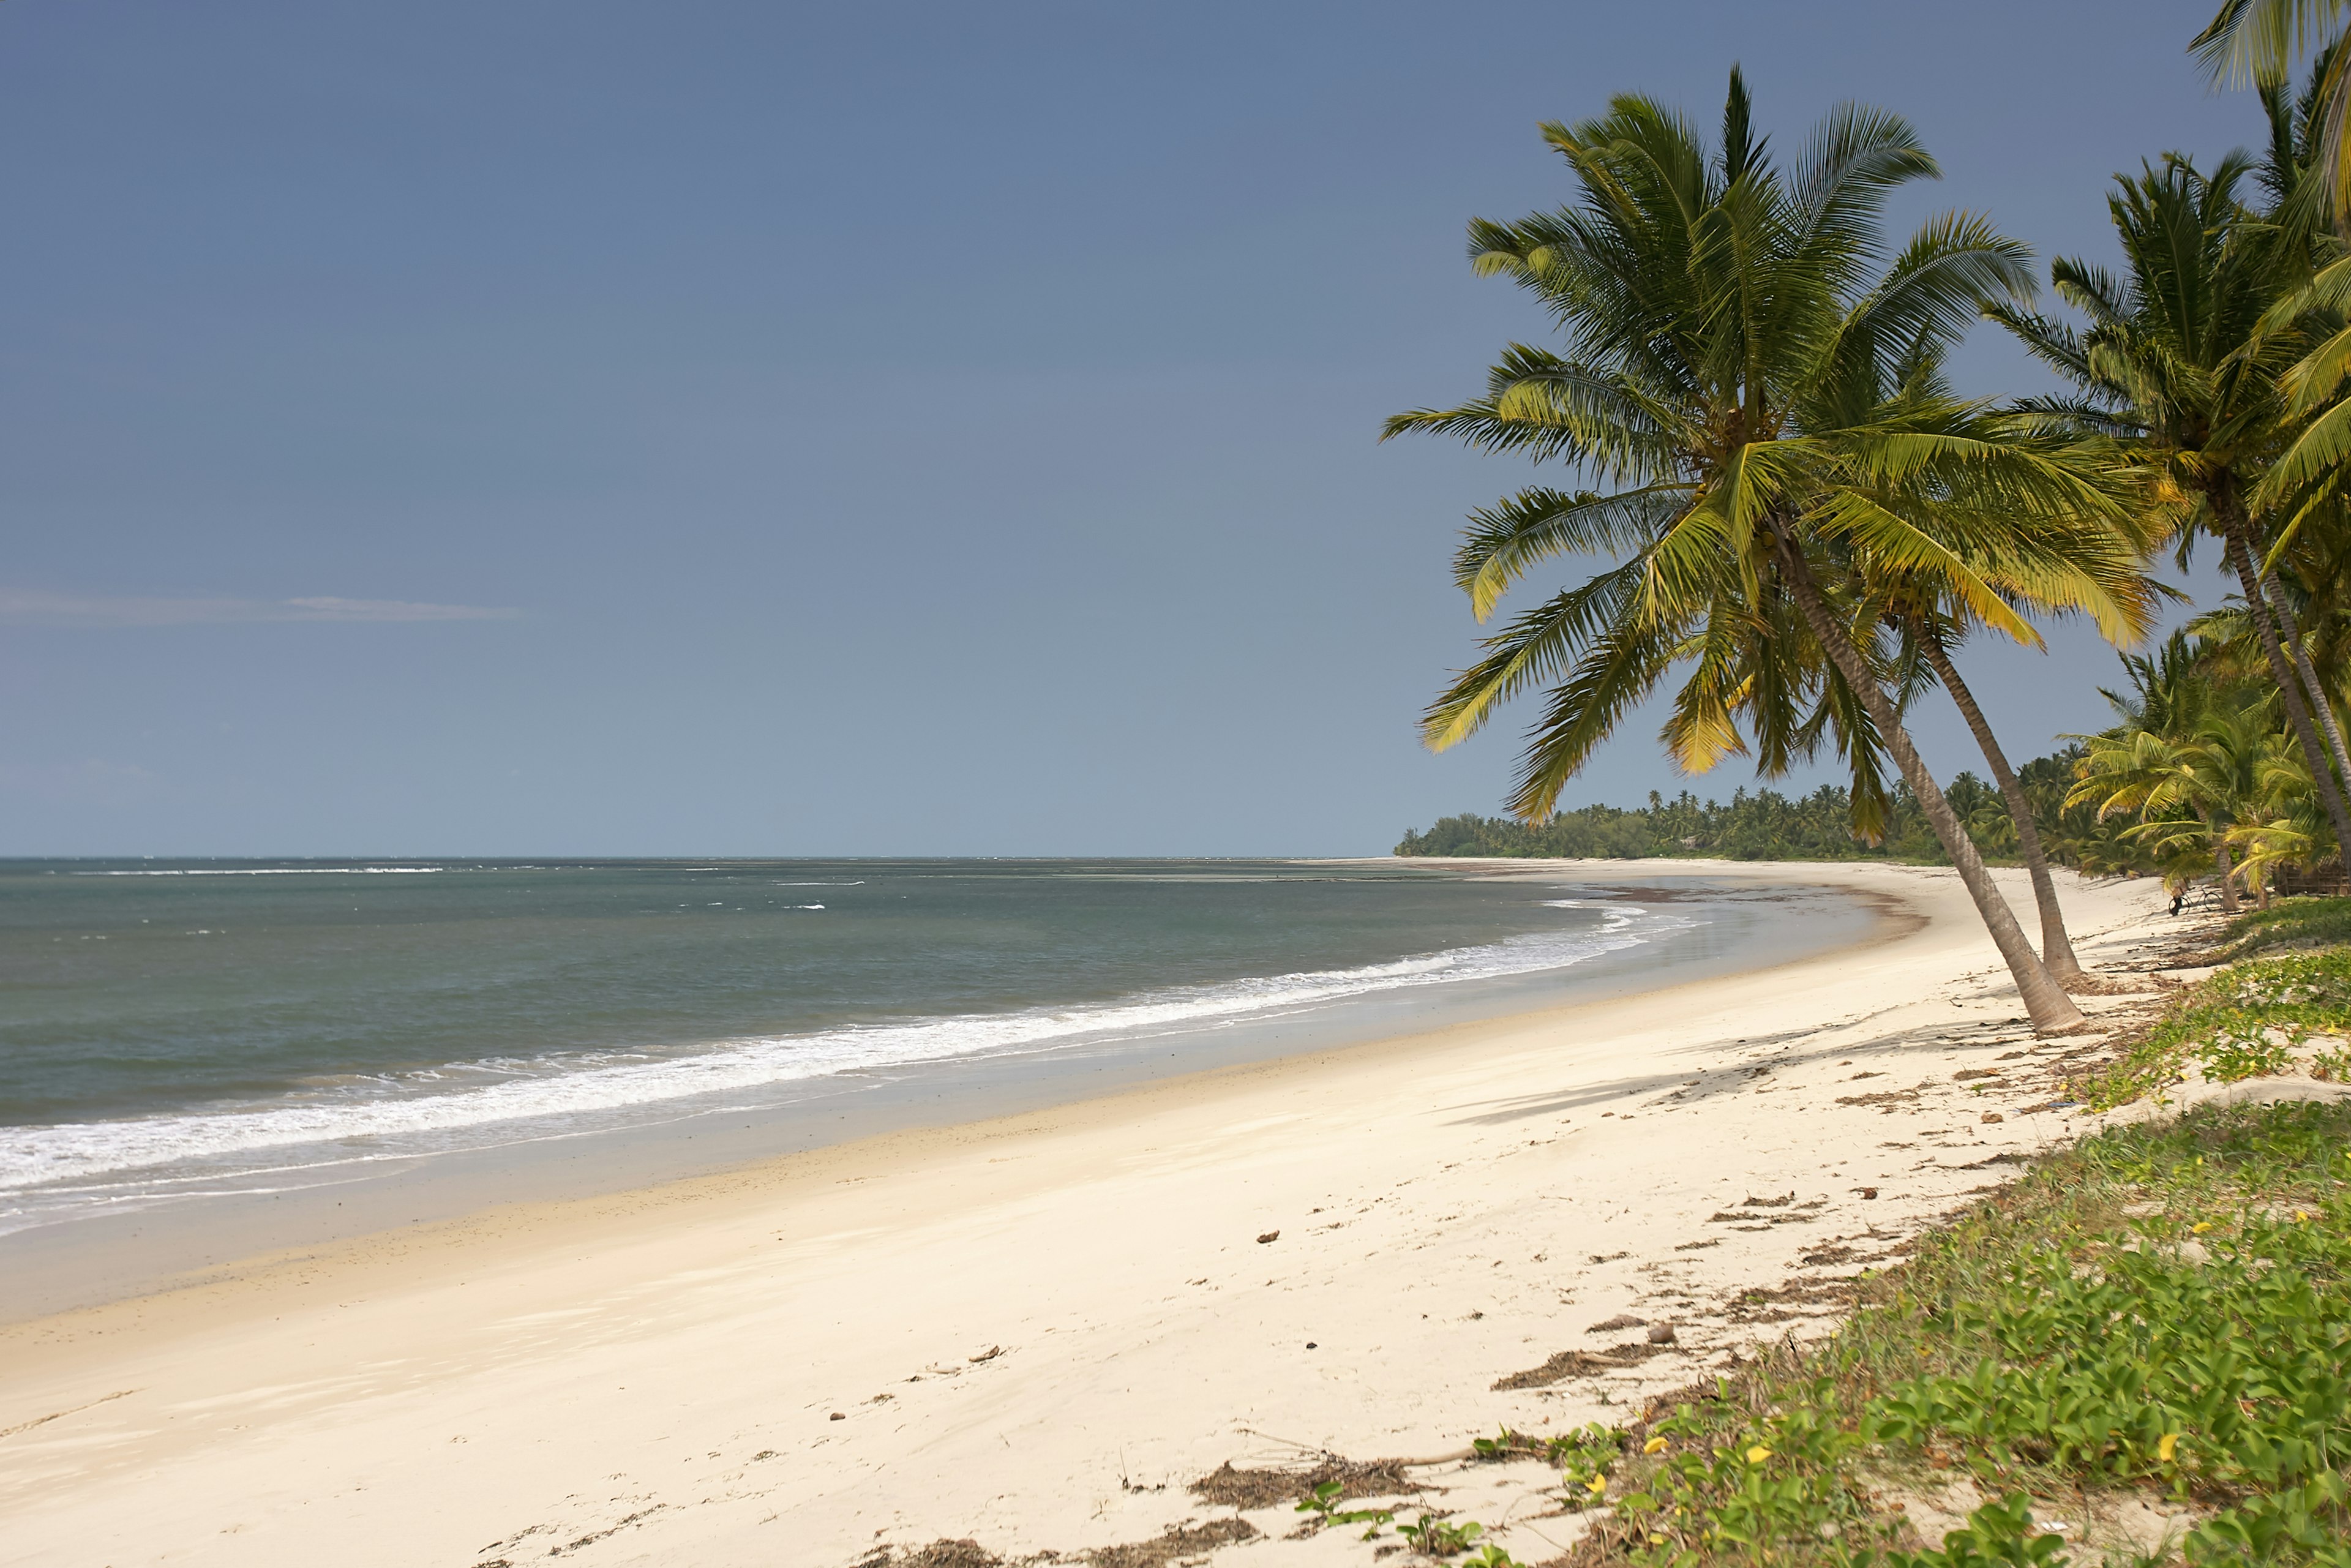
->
[[1586, 1473, 1610, 1496], [1644, 1436, 1670, 1454], [2158, 1433, 2179, 1462], [1648, 1534, 1668, 1545], [1746, 1446, 1772, 1464], [2192, 1221, 2213, 1234], [2294, 1210, 2311, 1223]]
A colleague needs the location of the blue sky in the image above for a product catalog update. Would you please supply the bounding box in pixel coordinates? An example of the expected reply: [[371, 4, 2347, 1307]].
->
[[0, 1, 2262, 855]]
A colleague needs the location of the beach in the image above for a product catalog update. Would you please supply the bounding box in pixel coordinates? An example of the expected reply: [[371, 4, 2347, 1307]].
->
[[0, 861, 2184, 1567]]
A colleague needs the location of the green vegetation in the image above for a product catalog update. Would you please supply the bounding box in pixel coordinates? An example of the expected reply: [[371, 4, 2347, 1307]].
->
[[2069, 945, 2351, 1110], [2065, 629, 2351, 911], [2220, 899, 2351, 959], [1396, 767, 2095, 865], [1296, 1479, 1522, 1563], [1295, 1480, 1398, 1539]]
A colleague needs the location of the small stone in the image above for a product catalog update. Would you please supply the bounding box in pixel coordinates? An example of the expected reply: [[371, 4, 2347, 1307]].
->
[[1305, 1341, 1318, 1349], [1646, 1322, 1677, 1345], [1981, 1111, 2005, 1124], [829, 1412, 846, 1421], [1256, 1230, 1280, 1244], [1858, 1187, 1880, 1199]]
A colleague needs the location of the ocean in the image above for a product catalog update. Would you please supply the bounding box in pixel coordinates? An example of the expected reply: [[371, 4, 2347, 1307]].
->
[[0, 857, 1876, 1308]]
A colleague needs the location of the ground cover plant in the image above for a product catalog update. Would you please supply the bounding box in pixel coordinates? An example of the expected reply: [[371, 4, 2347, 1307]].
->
[[1581, 1101, 2350, 1565], [2218, 901, 2351, 961], [1297, 1097, 2351, 1566], [2070, 948, 2351, 1110]]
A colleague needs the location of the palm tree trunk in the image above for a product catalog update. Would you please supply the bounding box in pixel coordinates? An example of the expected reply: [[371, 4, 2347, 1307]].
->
[[2218, 496, 2351, 861], [2260, 567, 2351, 806], [2216, 839, 2239, 914], [1916, 627, 2087, 985], [1774, 538, 2085, 1032]]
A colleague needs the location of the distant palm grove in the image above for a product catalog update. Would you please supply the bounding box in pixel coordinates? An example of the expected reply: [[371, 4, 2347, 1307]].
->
[[1397, 753, 2093, 866], [1390, 2, 2351, 1030]]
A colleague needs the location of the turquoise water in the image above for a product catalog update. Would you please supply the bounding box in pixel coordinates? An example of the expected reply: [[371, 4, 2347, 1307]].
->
[[0, 858, 1704, 1236]]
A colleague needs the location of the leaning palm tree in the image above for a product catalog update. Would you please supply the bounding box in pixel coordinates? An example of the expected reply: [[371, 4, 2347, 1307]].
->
[[1880, 598, 2098, 982], [1385, 73, 2143, 1032], [1848, 359, 2165, 988], [1995, 151, 2351, 865]]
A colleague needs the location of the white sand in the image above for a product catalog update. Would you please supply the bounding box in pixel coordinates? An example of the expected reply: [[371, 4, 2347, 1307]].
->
[[0, 863, 2186, 1567]]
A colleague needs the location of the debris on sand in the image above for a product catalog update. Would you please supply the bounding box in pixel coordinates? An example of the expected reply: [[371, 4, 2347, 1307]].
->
[[1086, 1517, 1258, 1568], [1191, 1457, 1423, 1509], [1491, 1338, 1675, 1390]]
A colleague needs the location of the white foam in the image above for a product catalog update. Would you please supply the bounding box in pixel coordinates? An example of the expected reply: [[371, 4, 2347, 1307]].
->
[[0, 905, 1692, 1196]]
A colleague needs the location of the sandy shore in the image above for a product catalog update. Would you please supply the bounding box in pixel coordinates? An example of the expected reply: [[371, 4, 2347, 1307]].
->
[[0, 861, 2187, 1567]]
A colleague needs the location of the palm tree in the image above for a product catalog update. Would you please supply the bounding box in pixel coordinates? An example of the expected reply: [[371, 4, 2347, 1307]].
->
[[1995, 151, 2351, 866], [1892, 601, 2094, 981], [2225, 742, 2335, 894], [2069, 633, 2231, 906], [2229, 69, 2351, 815], [2178, 26, 2351, 850], [1385, 73, 2143, 1032], [2193, 2, 2350, 225], [1848, 366, 2165, 986], [2190, 563, 2351, 802], [2074, 689, 2285, 913]]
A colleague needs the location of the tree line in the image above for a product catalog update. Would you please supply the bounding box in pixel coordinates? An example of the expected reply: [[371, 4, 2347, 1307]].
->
[[1387, 4, 2351, 1031], [1395, 755, 2096, 866]]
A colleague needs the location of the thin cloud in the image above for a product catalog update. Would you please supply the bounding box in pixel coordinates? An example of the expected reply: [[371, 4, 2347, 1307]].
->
[[0, 591, 523, 626]]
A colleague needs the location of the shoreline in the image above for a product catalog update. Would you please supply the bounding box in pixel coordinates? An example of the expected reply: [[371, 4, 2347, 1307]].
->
[[0, 861, 2180, 1568], [0, 863, 1884, 1321]]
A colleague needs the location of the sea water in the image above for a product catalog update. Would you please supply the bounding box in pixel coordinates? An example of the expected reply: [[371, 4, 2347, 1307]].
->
[[0, 858, 1874, 1306]]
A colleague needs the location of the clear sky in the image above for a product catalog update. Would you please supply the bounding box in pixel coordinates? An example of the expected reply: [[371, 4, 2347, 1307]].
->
[[0, 1, 2264, 856]]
